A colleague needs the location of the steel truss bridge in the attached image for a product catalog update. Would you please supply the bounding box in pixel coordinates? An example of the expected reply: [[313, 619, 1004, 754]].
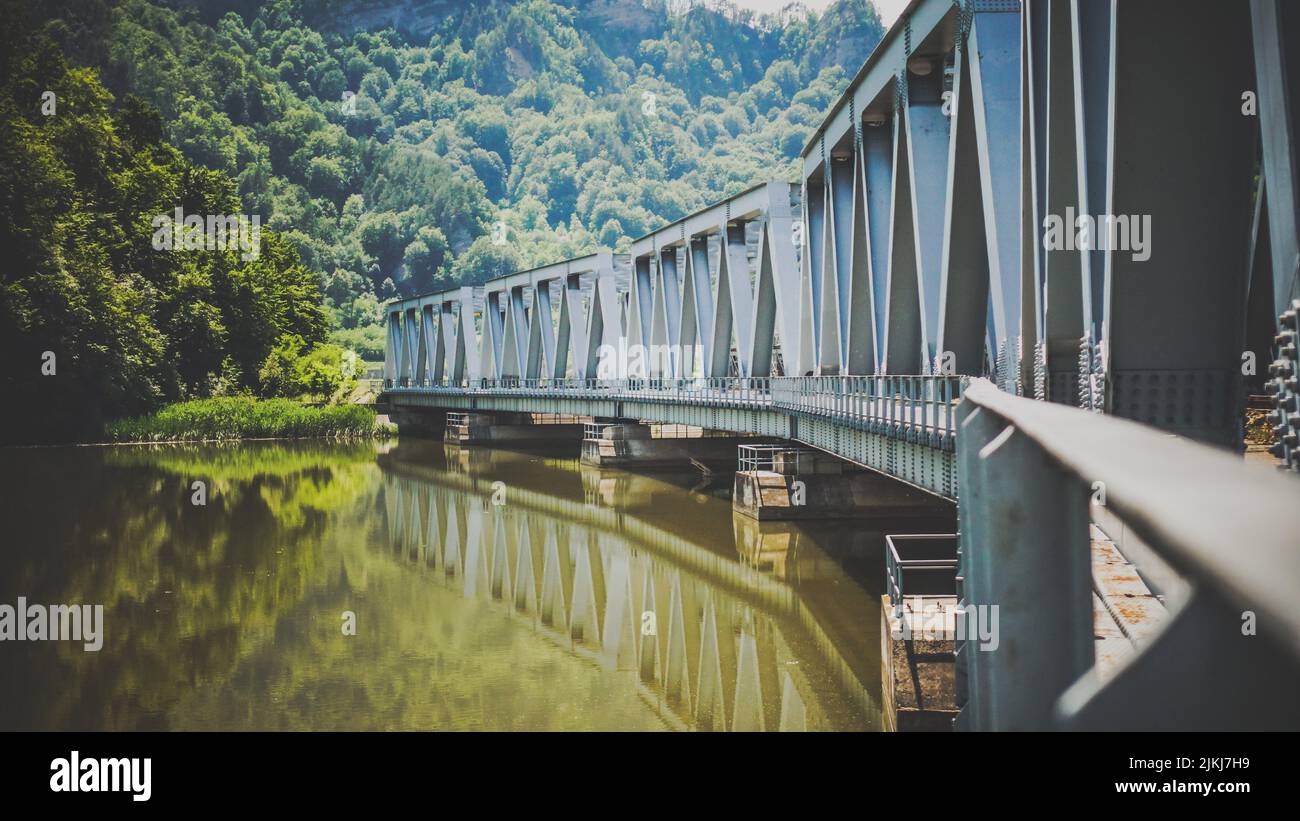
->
[[383, 0, 1300, 730]]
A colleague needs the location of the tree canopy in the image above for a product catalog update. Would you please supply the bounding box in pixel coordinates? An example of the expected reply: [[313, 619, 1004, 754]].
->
[[1, 0, 886, 439]]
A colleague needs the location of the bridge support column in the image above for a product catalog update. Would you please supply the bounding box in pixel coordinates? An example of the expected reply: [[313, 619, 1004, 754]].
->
[[444, 412, 584, 448], [580, 423, 758, 471], [732, 448, 954, 522], [384, 406, 445, 438]]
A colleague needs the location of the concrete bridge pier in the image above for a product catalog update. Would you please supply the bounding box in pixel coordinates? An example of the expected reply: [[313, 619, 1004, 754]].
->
[[384, 405, 446, 438], [579, 422, 762, 471], [732, 446, 954, 522], [443, 411, 585, 448]]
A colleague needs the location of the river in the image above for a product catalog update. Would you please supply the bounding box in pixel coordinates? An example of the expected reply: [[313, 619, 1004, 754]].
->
[[0, 439, 895, 731]]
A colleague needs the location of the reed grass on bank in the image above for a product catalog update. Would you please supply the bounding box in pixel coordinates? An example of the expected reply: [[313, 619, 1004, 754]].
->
[[103, 397, 390, 443]]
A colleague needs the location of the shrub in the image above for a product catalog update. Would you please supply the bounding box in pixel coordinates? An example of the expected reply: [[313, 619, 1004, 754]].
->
[[258, 336, 358, 401], [103, 397, 386, 442]]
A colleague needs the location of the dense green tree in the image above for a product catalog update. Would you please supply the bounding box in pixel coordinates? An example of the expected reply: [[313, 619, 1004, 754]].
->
[[10, 0, 884, 414], [0, 11, 330, 441]]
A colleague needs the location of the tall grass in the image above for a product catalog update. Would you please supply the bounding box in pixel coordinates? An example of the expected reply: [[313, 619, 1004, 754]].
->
[[103, 397, 391, 443]]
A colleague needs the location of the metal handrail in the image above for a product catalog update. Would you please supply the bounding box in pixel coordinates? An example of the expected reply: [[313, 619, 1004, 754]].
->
[[886, 534, 960, 614], [387, 375, 777, 406], [964, 378, 1300, 652], [770, 375, 967, 443], [736, 443, 815, 472], [386, 373, 967, 442], [958, 377, 1300, 731]]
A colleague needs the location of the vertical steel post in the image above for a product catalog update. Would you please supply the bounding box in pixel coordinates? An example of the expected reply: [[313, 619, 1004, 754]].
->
[[956, 401, 1005, 730], [972, 422, 1093, 729]]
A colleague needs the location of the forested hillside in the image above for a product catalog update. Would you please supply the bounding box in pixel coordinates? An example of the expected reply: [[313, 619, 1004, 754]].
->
[[1, 0, 883, 439], [0, 11, 340, 440]]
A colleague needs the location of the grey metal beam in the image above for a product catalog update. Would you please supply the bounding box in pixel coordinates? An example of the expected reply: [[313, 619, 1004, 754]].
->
[[906, 55, 952, 373], [1251, 0, 1300, 318], [653, 246, 682, 376], [863, 119, 894, 373], [482, 290, 504, 380], [801, 0, 957, 179], [937, 26, 992, 377], [1071, 0, 1110, 350], [480, 252, 608, 299], [415, 304, 434, 384], [630, 182, 785, 260], [553, 277, 573, 380], [628, 254, 653, 375], [755, 193, 802, 376], [587, 266, 622, 379], [1024, 0, 1048, 395], [724, 223, 755, 378], [402, 307, 419, 385], [883, 96, 924, 374], [1104, 0, 1256, 448], [709, 232, 735, 378], [503, 286, 528, 378], [384, 309, 400, 385], [751, 224, 778, 376], [968, 7, 1023, 390], [526, 284, 552, 379], [433, 302, 450, 383], [458, 287, 480, 382], [557, 275, 580, 380], [805, 173, 827, 372], [1041, 0, 1083, 404], [680, 237, 711, 377], [826, 149, 856, 373], [846, 133, 876, 375]]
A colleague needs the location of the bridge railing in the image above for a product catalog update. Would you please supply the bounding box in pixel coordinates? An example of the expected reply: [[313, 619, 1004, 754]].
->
[[956, 378, 1300, 731], [386, 373, 968, 444], [770, 375, 965, 447], [386, 376, 775, 406]]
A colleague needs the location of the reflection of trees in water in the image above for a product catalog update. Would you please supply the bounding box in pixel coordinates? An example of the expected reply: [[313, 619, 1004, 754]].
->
[[0, 441, 665, 731], [0, 442, 378, 730], [0, 439, 883, 730], [167, 541, 671, 731], [168, 465, 673, 731]]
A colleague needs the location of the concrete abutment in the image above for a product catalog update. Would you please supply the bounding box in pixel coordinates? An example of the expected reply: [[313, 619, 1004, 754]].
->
[[579, 421, 769, 471], [732, 448, 955, 523]]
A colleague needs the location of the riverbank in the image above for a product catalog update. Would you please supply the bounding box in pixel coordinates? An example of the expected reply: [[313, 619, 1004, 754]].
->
[[102, 397, 394, 444]]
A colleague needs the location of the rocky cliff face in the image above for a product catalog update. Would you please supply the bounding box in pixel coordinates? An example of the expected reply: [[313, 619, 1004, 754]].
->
[[305, 0, 464, 39], [300, 0, 885, 97]]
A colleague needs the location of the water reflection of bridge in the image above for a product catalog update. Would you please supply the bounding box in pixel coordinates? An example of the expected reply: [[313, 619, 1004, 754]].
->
[[377, 444, 883, 731]]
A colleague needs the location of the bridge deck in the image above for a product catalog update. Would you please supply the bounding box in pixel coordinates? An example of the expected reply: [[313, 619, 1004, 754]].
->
[[385, 376, 965, 498]]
